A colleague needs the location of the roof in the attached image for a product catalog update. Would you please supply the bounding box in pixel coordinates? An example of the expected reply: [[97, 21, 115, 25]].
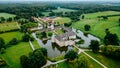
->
[[55, 31, 76, 41]]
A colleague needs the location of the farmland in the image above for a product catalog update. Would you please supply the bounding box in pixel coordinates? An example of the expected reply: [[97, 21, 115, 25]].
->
[[0, 22, 19, 32]]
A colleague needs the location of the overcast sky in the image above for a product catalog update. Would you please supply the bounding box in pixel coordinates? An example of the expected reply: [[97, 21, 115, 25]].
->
[[0, 0, 120, 2]]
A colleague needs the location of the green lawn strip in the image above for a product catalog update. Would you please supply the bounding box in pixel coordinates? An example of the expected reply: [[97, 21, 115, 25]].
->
[[32, 40, 41, 49], [50, 55, 64, 62], [84, 11, 120, 19], [0, 22, 19, 32], [0, 31, 23, 43], [0, 42, 32, 68], [55, 17, 71, 24], [85, 51, 120, 68], [0, 13, 16, 19]]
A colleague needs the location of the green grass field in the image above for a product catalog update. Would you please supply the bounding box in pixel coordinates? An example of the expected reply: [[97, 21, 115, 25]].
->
[[53, 7, 76, 13], [42, 12, 51, 16], [55, 17, 71, 24], [0, 22, 19, 32], [72, 11, 120, 42], [32, 40, 41, 49], [84, 11, 120, 19], [0, 42, 32, 68], [0, 13, 16, 19], [57, 53, 102, 68], [85, 51, 120, 68], [0, 31, 23, 43]]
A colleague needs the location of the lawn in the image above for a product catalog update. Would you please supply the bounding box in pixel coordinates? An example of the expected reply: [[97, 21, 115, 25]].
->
[[53, 7, 76, 13], [42, 12, 51, 16], [0, 13, 16, 19], [72, 11, 120, 41], [85, 51, 120, 68], [57, 52, 102, 68], [0, 42, 32, 68], [55, 17, 71, 24], [32, 40, 41, 49], [84, 11, 120, 19], [0, 22, 19, 32], [0, 31, 23, 43]]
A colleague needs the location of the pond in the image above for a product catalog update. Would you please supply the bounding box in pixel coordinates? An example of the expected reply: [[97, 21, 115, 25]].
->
[[72, 28, 100, 48], [32, 33, 73, 58], [32, 28, 100, 58]]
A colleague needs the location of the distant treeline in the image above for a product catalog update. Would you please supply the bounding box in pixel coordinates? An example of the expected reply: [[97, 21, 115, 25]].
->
[[0, 4, 57, 19], [0, 2, 120, 20]]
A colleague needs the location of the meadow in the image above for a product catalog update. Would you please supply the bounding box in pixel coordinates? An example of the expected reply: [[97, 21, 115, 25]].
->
[[0, 42, 32, 68], [0, 31, 23, 43], [72, 11, 120, 42], [0, 22, 19, 32], [53, 7, 76, 13], [85, 51, 120, 68], [0, 13, 16, 19], [55, 17, 71, 24], [83, 11, 120, 19]]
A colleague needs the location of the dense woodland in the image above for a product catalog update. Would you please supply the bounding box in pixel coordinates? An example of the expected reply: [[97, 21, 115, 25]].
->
[[0, 2, 120, 20]]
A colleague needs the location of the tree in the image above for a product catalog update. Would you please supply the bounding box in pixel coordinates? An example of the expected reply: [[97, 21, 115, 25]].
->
[[9, 38, 19, 45], [0, 37, 5, 50], [22, 34, 31, 42], [49, 12, 55, 16], [77, 55, 89, 68], [89, 40, 100, 53], [104, 32, 119, 45], [41, 31, 47, 38], [40, 48, 47, 57], [20, 48, 47, 68], [48, 32, 53, 37], [65, 50, 78, 61], [0, 17, 5, 22], [84, 24, 91, 31], [102, 16, 108, 20], [20, 55, 29, 68], [7, 17, 12, 22], [82, 15, 85, 19]]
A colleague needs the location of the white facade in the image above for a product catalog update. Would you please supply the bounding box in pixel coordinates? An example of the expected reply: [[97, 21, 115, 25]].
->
[[52, 35, 76, 47], [38, 23, 43, 30]]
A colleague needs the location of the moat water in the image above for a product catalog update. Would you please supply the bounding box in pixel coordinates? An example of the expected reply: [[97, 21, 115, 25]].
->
[[32, 28, 100, 58]]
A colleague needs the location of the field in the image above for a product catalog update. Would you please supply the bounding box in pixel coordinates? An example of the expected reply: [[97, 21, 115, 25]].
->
[[58, 53, 102, 68], [0, 13, 16, 19], [72, 11, 120, 42], [0, 42, 32, 68], [53, 7, 76, 13], [42, 12, 51, 16], [55, 17, 71, 24], [85, 51, 120, 68], [0, 22, 19, 32], [0, 31, 23, 43], [84, 11, 120, 19]]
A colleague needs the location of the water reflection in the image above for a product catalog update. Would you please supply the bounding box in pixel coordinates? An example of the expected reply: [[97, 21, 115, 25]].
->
[[38, 39, 73, 58]]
